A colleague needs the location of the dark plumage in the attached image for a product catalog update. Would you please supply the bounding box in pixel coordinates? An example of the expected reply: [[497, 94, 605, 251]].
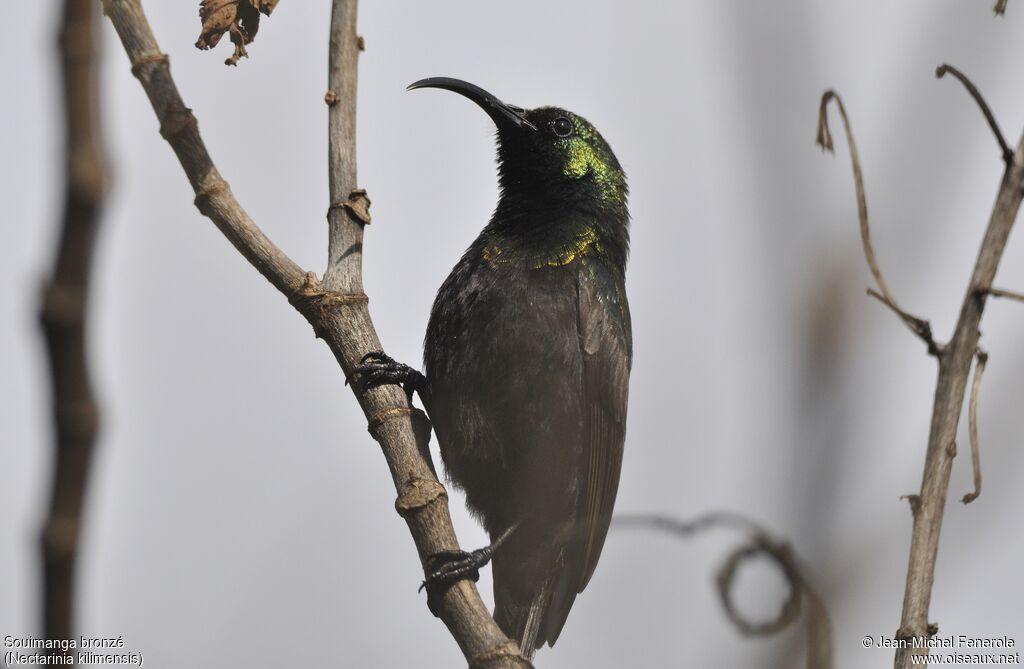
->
[[415, 78, 632, 655]]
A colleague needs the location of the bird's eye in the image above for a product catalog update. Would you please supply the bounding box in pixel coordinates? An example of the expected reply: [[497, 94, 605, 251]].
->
[[552, 117, 574, 137]]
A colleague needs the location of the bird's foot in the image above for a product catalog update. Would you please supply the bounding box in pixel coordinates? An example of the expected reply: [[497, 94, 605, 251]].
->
[[420, 525, 517, 615], [350, 351, 426, 398]]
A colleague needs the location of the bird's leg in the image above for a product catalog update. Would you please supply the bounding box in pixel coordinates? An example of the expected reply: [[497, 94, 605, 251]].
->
[[420, 524, 519, 613], [349, 351, 426, 399]]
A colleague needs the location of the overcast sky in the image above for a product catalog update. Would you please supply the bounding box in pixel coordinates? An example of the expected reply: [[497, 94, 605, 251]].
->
[[3, 1, 1024, 667]]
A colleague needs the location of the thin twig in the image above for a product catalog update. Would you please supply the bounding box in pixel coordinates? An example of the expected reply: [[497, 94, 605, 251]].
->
[[935, 64, 1014, 166], [987, 286, 1024, 302], [616, 512, 832, 669], [817, 91, 940, 355], [40, 0, 108, 662], [818, 67, 1024, 668], [866, 289, 940, 356], [102, 0, 528, 665], [962, 350, 988, 504]]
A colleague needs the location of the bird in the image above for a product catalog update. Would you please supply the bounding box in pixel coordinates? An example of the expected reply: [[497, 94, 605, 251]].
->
[[356, 77, 632, 656]]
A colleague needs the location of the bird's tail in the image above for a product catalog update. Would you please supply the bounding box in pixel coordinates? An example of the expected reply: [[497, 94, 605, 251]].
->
[[493, 551, 578, 656]]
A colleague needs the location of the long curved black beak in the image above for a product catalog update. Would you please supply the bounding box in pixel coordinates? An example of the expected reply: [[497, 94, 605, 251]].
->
[[407, 77, 537, 131]]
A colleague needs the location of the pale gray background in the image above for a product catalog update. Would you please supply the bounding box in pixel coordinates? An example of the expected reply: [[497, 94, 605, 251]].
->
[[3, 2, 1024, 667]]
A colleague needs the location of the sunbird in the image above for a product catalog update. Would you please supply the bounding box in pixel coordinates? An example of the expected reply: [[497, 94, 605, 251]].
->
[[357, 77, 632, 656]]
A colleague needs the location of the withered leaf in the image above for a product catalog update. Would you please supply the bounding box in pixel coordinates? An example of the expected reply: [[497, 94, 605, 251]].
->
[[195, 0, 280, 66]]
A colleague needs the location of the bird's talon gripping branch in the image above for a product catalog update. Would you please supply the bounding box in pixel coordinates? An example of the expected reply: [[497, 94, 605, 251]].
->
[[419, 525, 518, 593], [350, 351, 426, 397]]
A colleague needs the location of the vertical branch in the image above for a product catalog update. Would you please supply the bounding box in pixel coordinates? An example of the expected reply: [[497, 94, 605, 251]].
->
[[819, 70, 1022, 669], [40, 0, 108, 659], [104, 1, 529, 665], [323, 0, 363, 293]]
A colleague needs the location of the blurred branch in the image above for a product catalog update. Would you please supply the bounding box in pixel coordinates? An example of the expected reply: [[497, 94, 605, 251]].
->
[[101, 0, 529, 666], [817, 92, 940, 356], [961, 350, 988, 504], [935, 65, 1013, 166], [819, 67, 1022, 669], [615, 512, 832, 669], [986, 286, 1024, 302], [994, 0, 1008, 15], [39, 0, 108, 661]]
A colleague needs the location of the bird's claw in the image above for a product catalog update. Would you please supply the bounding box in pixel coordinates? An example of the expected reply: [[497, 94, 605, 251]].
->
[[349, 351, 426, 397], [419, 547, 493, 594]]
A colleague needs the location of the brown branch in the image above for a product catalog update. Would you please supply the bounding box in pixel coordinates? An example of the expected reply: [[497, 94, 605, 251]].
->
[[40, 0, 108, 662], [961, 350, 988, 504], [102, 0, 528, 665], [818, 67, 1024, 668], [817, 91, 940, 356], [994, 0, 1008, 15], [987, 286, 1024, 302], [615, 512, 832, 669], [935, 64, 1013, 166]]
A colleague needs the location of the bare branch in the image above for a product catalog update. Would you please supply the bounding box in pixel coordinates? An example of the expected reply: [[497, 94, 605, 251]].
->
[[866, 289, 940, 356], [994, 0, 1008, 15], [935, 64, 1013, 166], [103, 0, 528, 665], [987, 286, 1024, 302], [615, 512, 832, 669], [876, 71, 1023, 667], [962, 350, 988, 504], [817, 91, 939, 355], [39, 0, 108, 662]]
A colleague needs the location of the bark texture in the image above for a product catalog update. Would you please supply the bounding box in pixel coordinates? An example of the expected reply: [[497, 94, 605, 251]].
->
[[101, 1, 530, 665]]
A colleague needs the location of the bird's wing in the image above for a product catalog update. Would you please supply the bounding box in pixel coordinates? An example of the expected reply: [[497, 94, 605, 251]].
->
[[572, 263, 632, 591], [538, 262, 631, 648]]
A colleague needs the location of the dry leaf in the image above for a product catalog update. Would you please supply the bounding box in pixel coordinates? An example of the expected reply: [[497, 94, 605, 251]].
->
[[195, 0, 280, 66]]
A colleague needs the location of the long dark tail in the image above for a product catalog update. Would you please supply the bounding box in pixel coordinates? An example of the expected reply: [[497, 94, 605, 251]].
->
[[493, 550, 578, 656]]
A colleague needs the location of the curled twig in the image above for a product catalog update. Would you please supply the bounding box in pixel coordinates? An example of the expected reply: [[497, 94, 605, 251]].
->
[[817, 91, 939, 356], [615, 512, 832, 669], [962, 350, 988, 504], [935, 64, 1013, 166]]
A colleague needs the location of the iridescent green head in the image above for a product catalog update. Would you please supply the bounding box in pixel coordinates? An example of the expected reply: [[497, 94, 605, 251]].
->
[[408, 78, 629, 216]]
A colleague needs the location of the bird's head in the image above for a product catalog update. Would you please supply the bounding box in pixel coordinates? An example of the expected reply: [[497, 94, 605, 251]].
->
[[409, 77, 628, 217]]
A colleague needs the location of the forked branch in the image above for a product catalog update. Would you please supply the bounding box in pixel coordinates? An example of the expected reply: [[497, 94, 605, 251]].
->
[[101, 0, 529, 666], [819, 67, 1022, 669]]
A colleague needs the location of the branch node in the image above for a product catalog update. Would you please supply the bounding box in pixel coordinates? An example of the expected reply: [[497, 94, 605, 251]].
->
[[287, 272, 369, 338], [328, 189, 372, 226], [159, 106, 198, 141], [130, 51, 168, 79], [40, 280, 86, 326], [900, 494, 921, 517], [395, 477, 448, 517], [41, 517, 80, 555], [193, 178, 231, 215], [935, 63, 1013, 166], [866, 289, 942, 356], [469, 641, 533, 669], [324, 90, 338, 106], [367, 406, 430, 435], [357, 35, 366, 51]]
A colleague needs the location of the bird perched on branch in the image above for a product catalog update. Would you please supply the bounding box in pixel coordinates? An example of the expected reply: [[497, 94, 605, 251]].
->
[[356, 77, 632, 656]]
